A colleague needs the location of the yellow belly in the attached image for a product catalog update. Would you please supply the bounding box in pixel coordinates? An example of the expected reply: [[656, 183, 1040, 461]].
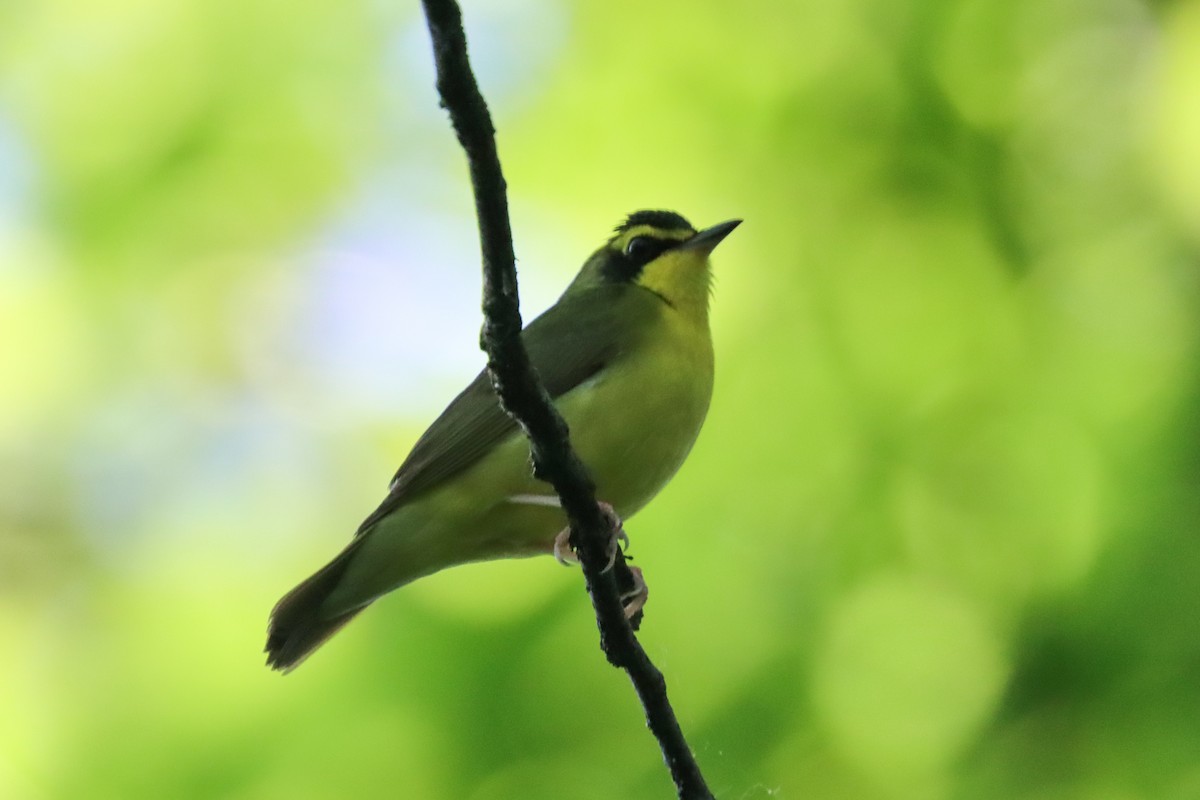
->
[[561, 316, 713, 518], [326, 308, 713, 612]]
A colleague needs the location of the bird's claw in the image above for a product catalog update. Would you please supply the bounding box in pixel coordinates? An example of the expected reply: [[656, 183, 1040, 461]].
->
[[553, 527, 578, 566], [605, 525, 631, 573], [553, 502, 628, 572], [619, 566, 648, 620]]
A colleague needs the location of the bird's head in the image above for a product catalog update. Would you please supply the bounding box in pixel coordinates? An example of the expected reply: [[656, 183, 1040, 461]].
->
[[565, 210, 741, 322]]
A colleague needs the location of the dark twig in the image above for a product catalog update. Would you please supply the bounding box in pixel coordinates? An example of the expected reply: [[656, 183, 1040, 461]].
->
[[419, 2, 714, 798]]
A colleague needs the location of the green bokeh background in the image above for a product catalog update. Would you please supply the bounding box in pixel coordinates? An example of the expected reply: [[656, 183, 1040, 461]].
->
[[3, 0, 1200, 797]]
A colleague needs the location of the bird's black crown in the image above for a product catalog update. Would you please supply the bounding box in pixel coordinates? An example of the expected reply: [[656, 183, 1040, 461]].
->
[[615, 210, 694, 234]]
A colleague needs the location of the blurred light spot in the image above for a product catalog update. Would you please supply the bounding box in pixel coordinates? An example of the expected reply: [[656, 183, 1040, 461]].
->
[[394, 0, 568, 112], [0, 268, 88, 438], [255, 168, 576, 420], [933, 0, 1025, 129], [1, 0, 386, 256], [1010, 5, 1156, 247], [295, 194, 485, 417], [67, 387, 335, 560], [825, 210, 1021, 413], [1, 0, 210, 184], [0, 608, 57, 800], [1150, 0, 1200, 240], [814, 575, 1008, 780], [894, 402, 1102, 609], [1031, 225, 1196, 430], [0, 117, 35, 222], [0, 116, 55, 293]]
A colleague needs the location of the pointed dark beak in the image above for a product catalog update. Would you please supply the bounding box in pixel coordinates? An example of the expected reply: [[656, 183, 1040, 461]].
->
[[680, 219, 742, 253]]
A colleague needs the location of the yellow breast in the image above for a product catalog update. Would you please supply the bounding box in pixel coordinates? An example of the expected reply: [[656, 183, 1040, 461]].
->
[[557, 306, 714, 517]]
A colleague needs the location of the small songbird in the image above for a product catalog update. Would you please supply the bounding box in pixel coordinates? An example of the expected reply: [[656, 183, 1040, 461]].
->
[[265, 210, 740, 671]]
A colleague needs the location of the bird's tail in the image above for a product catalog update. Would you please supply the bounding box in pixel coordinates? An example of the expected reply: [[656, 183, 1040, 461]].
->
[[265, 538, 368, 672]]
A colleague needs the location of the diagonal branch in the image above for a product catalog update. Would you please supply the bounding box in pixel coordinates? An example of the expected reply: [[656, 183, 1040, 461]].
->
[[419, 1, 715, 798]]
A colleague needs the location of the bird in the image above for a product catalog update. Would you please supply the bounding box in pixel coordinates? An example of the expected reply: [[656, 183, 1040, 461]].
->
[[265, 210, 740, 671]]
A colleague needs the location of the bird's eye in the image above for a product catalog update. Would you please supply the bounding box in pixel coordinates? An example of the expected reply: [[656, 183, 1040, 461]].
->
[[625, 236, 663, 262]]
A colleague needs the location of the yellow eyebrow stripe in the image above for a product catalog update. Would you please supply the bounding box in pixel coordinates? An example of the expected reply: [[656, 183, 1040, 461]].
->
[[612, 225, 694, 251]]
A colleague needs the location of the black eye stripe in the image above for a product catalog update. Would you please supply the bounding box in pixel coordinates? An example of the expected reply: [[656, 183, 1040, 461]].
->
[[624, 235, 676, 265], [595, 232, 686, 284]]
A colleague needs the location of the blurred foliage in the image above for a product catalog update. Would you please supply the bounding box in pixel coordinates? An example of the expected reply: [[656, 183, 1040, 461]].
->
[[1, 0, 1199, 798]]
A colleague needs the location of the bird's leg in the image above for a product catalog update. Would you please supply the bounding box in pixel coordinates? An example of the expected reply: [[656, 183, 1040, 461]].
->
[[552, 502, 629, 572]]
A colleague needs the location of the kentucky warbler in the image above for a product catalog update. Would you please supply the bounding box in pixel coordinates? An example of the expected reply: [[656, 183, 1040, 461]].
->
[[266, 210, 740, 671]]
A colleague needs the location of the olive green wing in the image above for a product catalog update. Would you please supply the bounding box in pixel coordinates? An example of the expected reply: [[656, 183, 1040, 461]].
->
[[354, 284, 650, 535]]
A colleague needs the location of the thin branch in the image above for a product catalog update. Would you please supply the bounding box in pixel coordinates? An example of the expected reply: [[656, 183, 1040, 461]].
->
[[419, 2, 715, 798]]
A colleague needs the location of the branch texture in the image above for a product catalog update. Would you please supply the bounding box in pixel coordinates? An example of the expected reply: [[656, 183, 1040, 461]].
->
[[420, 1, 714, 797]]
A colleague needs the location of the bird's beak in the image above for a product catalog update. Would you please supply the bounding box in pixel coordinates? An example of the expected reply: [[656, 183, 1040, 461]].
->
[[680, 219, 742, 253]]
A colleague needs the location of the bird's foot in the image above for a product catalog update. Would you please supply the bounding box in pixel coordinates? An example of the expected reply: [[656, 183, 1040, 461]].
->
[[619, 565, 648, 620], [553, 501, 628, 572]]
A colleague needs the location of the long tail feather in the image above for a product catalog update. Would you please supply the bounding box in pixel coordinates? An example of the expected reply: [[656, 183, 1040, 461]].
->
[[265, 539, 367, 672]]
